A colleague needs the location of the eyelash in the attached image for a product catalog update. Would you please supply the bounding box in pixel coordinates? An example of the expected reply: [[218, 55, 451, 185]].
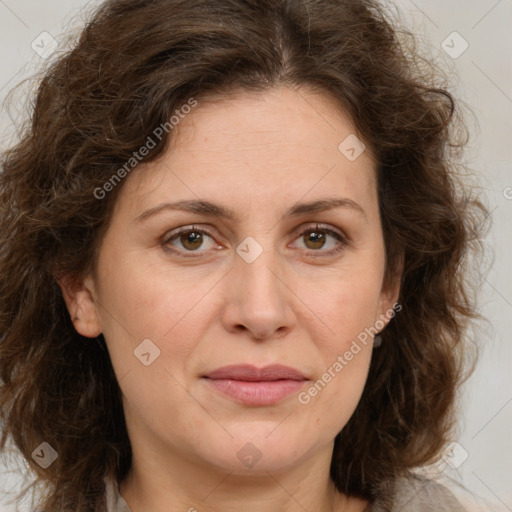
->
[[162, 223, 348, 259]]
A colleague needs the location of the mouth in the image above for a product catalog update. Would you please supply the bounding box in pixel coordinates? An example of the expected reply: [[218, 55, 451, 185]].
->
[[202, 364, 308, 406]]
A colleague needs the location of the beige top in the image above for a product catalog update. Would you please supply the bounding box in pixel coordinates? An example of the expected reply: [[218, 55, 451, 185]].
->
[[104, 473, 466, 511]]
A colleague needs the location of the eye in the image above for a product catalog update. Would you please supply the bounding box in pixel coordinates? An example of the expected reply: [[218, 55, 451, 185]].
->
[[162, 225, 221, 256], [162, 223, 348, 259], [291, 223, 347, 256]]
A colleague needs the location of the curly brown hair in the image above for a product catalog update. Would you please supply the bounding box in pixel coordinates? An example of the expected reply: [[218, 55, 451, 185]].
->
[[0, 0, 489, 510]]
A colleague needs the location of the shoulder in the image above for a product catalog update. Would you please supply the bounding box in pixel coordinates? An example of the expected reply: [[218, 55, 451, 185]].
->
[[104, 477, 132, 512], [369, 473, 467, 512], [392, 473, 466, 511]]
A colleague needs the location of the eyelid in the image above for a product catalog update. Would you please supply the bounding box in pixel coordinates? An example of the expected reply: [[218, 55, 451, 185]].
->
[[288, 222, 349, 256], [162, 224, 220, 248], [161, 222, 349, 257], [289, 222, 347, 242]]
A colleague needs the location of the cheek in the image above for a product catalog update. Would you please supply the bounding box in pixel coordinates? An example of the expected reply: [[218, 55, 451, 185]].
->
[[97, 248, 210, 338], [294, 263, 382, 412], [302, 264, 384, 348], [294, 340, 372, 453], [95, 250, 225, 393], [298, 331, 373, 432]]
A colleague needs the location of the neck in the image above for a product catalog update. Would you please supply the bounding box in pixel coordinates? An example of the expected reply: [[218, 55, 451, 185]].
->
[[118, 442, 362, 512]]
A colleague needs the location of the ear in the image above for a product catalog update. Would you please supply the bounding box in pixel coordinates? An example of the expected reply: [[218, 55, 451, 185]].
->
[[56, 273, 102, 338], [376, 254, 403, 330]]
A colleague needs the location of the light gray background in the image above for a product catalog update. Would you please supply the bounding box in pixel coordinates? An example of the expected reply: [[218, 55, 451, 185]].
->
[[0, 1, 511, 511]]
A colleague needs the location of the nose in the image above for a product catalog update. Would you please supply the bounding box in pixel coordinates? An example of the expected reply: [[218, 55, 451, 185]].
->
[[220, 241, 296, 340]]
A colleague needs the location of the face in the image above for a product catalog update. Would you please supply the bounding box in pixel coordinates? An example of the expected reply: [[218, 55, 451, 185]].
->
[[60, 85, 400, 477]]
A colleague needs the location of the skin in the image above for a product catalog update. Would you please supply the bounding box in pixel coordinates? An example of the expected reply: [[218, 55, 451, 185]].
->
[[59, 85, 401, 512]]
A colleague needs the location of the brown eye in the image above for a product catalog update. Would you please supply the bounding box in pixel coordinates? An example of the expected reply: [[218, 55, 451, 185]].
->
[[303, 229, 327, 250], [179, 231, 204, 251], [164, 226, 220, 256], [292, 224, 347, 256]]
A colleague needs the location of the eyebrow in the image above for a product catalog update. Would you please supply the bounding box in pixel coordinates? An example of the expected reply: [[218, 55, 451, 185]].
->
[[136, 197, 367, 223]]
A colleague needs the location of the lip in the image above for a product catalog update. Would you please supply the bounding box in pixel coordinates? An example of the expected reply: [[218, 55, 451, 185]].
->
[[204, 364, 306, 381], [202, 364, 308, 406]]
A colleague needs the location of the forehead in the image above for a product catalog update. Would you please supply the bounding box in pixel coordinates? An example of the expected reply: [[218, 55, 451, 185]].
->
[[169, 86, 369, 158], [118, 86, 377, 218]]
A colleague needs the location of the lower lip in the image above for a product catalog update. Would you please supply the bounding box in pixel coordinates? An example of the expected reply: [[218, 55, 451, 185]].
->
[[203, 378, 306, 406]]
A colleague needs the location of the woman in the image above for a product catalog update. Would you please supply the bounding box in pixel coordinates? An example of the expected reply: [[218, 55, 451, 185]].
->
[[0, 0, 488, 511]]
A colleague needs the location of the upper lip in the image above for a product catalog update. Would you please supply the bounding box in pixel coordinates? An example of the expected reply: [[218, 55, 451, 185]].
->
[[204, 364, 307, 381]]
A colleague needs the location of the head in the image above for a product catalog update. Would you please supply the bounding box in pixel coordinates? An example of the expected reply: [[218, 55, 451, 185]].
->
[[0, 0, 488, 510]]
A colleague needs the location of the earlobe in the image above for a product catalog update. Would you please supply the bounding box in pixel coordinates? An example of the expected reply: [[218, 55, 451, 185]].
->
[[56, 274, 102, 338]]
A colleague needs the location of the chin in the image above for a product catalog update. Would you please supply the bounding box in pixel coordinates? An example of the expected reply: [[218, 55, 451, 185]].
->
[[195, 430, 315, 475]]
